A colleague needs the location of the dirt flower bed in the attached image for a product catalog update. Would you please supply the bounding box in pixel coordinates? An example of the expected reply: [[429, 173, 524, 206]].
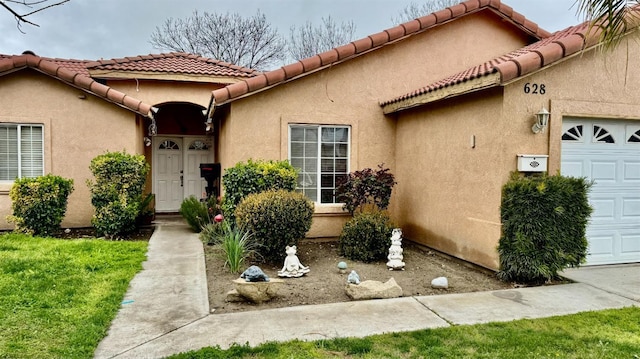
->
[[206, 239, 513, 314]]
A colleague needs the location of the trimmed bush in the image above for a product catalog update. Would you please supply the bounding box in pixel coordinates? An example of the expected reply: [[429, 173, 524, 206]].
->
[[498, 173, 593, 284], [221, 159, 297, 223], [235, 189, 314, 263], [180, 196, 210, 232], [87, 151, 149, 238], [7, 174, 74, 236], [339, 209, 394, 262], [335, 164, 397, 214]]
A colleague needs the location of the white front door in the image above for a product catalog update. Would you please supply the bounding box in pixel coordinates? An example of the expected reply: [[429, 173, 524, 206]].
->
[[154, 136, 214, 212], [561, 118, 640, 265], [155, 137, 183, 212], [183, 138, 214, 199]]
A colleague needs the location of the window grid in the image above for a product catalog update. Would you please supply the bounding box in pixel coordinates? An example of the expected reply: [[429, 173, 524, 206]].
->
[[290, 125, 349, 203], [0, 124, 44, 181]]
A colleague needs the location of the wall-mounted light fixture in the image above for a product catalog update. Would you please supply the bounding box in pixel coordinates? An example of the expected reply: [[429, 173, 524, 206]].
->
[[143, 137, 151, 147], [148, 107, 159, 136], [532, 107, 550, 134]]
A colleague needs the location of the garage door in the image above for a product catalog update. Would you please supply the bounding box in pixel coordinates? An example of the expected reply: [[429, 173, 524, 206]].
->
[[561, 118, 640, 265]]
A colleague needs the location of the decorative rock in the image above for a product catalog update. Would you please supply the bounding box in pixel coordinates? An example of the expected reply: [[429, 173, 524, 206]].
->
[[346, 278, 403, 300], [240, 265, 270, 282], [278, 245, 310, 278], [225, 289, 245, 302], [337, 261, 348, 274], [233, 278, 284, 303], [431, 276, 449, 289], [386, 228, 406, 270], [347, 270, 360, 284]]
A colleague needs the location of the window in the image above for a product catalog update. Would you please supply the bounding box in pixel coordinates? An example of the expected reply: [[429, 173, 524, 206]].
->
[[0, 124, 44, 181], [289, 125, 349, 203]]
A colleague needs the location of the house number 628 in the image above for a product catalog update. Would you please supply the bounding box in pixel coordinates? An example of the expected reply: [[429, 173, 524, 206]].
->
[[523, 83, 546, 94]]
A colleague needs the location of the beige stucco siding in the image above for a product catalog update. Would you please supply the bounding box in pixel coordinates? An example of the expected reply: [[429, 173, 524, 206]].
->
[[0, 70, 142, 229], [394, 36, 640, 270], [107, 80, 222, 108], [217, 11, 534, 238]]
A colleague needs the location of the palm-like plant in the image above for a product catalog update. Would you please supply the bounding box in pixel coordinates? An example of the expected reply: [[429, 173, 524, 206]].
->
[[576, 0, 640, 49]]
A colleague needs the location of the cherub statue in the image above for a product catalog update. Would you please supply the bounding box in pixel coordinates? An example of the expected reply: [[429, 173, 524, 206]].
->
[[387, 228, 405, 270]]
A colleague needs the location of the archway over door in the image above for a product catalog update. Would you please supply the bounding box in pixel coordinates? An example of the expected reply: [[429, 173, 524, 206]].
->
[[150, 102, 215, 213]]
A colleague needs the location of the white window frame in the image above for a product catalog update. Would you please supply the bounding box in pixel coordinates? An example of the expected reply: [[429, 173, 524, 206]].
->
[[0, 123, 44, 182], [289, 124, 350, 204]]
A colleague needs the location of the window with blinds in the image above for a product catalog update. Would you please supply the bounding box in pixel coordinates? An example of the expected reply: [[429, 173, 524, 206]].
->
[[289, 125, 350, 203], [0, 124, 44, 181]]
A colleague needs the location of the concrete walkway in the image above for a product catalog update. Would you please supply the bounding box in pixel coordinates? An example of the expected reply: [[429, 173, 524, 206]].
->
[[94, 219, 640, 359]]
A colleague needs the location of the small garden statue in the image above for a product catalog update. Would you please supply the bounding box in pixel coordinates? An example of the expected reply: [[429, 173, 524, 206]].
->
[[240, 265, 270, 282], [347, 270, 360, 284], [386, 228, 405, 270], [278, 245, 310, 278]]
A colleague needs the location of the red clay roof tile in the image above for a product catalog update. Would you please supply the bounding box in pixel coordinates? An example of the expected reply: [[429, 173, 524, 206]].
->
[[381, 22, 601, 107], [87, 52, 260, 78], [210, 0, 551, 107], [300, 55, 322, 72], [0, 54, 154, 117]]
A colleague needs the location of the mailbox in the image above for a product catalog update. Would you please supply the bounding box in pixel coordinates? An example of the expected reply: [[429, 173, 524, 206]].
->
[[517, 154, 548, 172], [199, 163, 221, 199]]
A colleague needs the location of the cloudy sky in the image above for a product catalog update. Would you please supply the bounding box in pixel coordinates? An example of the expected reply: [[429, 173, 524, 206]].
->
[[1, 0, 581, 63]]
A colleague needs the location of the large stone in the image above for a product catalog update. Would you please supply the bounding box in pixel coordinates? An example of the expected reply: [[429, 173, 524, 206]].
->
[[225, 289, 245, 303], [431, 277, 449, 289], [345, 278, 403, 300], [233, 278, 284, 303]]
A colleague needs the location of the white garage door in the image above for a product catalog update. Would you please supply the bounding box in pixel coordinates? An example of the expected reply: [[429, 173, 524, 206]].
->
[[561, 118, 640, 265]]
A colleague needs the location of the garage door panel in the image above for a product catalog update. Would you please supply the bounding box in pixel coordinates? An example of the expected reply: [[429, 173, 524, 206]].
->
[[591, 161, 617, 182], [624, 162, 640, 181], [562, 118, 640, 265], [621, 233, 640, 255]]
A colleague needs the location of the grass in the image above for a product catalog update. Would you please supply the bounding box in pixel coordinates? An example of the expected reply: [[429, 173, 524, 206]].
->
[[168, 307, 640, 359], [0, 233, 148, 359]]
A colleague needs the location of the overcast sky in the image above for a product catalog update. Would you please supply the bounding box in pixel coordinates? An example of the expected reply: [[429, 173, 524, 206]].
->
[[1, 0, 580, 64]]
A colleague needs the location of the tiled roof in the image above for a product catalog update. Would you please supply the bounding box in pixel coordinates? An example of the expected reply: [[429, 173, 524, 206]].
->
[[209, 0, 550, 107], [0, 54, 154, 117], [87, 52, 260, 78], [380, 22, 599, 109]]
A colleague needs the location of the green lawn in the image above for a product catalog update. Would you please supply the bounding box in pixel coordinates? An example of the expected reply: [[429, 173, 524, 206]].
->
[[0, 233, 147, 359], [169, 307, 640, 359]]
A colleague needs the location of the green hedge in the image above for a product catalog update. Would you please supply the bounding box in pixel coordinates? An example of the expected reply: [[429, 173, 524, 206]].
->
[[87, 151, 149, 238], [235, 189, 313, 263], [339, 209, 394, 262], [497, 173, 592, 283], [221, 159, 297, 223], [8, 174, 74, 236]]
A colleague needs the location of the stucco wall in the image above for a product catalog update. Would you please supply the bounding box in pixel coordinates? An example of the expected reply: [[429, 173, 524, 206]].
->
[[217, 11, 533, 237], [394, 35, 640, 270], [0, 70, 141, 229], [107, 80, 223, 108]]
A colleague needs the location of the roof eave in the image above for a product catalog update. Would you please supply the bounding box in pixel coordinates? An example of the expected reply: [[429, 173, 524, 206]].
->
[[89, 69, 249, 84], [382, 72, 502, 114]]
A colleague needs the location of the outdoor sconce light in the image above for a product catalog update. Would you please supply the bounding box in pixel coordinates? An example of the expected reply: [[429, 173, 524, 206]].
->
[[143, 137, 151, 147], [532, 107, 550, 134], [205, 117, 213, 132]]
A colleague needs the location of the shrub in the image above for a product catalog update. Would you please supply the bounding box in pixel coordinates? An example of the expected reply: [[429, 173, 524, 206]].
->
[[180, 196, 210, 232], [7, 174, 74, 236], [497, 173, 593, 284], [221, 159, 297, 223], [339, 209, 394, 262], [335, 164, 397, 214], [87, 151, 149, 238], [235, 189, 314, 263]]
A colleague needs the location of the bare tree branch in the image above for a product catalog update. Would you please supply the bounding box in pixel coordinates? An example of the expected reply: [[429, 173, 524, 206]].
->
[[288, 16, 356, 61], [150, 10, 285, 70], [391, 0, 460, 24], [1, 0, 69, 33]]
